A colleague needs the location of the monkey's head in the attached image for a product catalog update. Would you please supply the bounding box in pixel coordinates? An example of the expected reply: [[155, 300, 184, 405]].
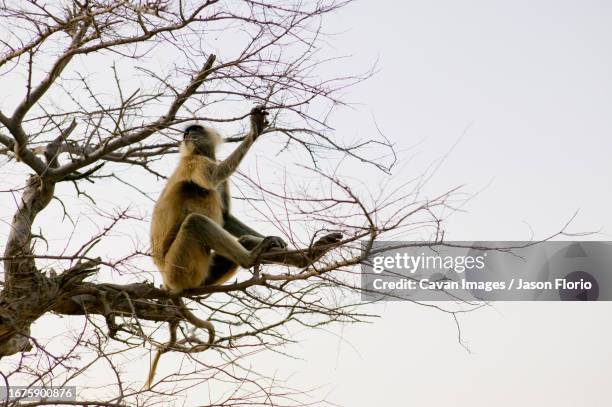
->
[[181, 124, 222, 159]]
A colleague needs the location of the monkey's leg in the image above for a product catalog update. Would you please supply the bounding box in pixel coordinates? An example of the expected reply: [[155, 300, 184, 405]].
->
[[182, 213, 279, 270], [204, 235, 257, 285], [257, 233, 343, 267], [204, 234, 286, 285], [204, 255, 239, 286], [209, 233, 344, 271], [163, 216, 273, 292], [222, 215, 342, 268], [207, 234, 303, 277]]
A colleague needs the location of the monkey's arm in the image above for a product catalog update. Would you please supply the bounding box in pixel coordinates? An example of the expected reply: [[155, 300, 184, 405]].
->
[[223, 212, 264, 238], [213, 106, 268, 184], [212, 133, 255, 183]]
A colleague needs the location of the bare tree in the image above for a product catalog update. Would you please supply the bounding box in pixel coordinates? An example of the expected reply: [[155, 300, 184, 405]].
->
[[0, 1, 461, 405]]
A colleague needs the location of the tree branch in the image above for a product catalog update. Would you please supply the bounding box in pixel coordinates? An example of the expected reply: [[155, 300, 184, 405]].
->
[[47, 54, 217, 181]]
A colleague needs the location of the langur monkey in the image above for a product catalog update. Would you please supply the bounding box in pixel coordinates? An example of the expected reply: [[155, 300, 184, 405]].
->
[[146, 106, 284, 388]]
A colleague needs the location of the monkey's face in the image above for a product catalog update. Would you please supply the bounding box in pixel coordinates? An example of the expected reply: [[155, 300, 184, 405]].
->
[[181, 125, 221, 158]]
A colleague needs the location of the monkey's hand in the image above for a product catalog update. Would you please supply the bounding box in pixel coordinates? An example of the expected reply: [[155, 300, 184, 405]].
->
[[250, 105, 269, 138]]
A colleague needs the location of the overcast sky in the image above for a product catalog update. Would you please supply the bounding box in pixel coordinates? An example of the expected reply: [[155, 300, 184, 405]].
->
[[2, 1, 612, 406], [297, 1, 612, 405]]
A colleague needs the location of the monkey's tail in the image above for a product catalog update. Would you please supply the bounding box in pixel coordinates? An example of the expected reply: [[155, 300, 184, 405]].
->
[[145, 320, 178, 390], [144, 299, 215, 390], [145, 349, 164, 390], [172, 297, 216, 352]]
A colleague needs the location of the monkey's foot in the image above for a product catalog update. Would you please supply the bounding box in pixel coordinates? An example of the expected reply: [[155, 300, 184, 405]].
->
[[266, 235, 288, 249], [261, 235, 286, 251], [308, 232, 343, 259], [312, 232, 343, 248]]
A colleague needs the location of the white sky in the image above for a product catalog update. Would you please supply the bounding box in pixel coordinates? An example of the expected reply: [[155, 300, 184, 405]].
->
[[314, 1, 612, 405], [2, 1, 612, 406]]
